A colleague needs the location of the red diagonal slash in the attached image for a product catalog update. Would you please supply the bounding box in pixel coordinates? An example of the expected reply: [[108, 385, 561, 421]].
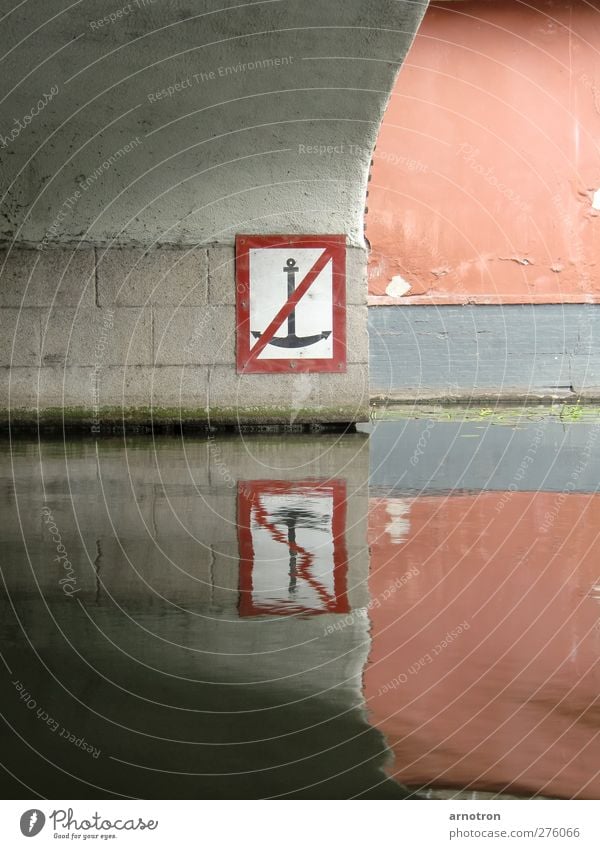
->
[[245, 247, 332, 366]]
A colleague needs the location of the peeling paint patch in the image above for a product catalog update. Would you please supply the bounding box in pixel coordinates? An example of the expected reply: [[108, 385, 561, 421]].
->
[[592, 189, 600, 210], [386, 275, 412, 297], [499, 256, 533, 266]]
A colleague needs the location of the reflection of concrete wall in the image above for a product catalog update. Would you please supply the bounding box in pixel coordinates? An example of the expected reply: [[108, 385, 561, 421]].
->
[[369, 418, 600, 494], [1, 595, 399, 799], [0, 434, 397, 798], [2, 434, 370, 604]]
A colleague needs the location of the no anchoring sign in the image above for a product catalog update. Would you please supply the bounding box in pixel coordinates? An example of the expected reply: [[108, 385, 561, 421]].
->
[[236, 235, 346, 373]]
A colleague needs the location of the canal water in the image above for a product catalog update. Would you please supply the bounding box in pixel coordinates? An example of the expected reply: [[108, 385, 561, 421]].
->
[[1, 411, 599, 799]]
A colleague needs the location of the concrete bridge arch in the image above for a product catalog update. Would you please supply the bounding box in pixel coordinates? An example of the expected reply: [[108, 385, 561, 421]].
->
[[0, 0, 428, 427]]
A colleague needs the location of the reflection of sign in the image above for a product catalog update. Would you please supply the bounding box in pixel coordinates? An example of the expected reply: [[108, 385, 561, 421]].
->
[[236, 235, 346, 373], [238, 480, 349, 616]]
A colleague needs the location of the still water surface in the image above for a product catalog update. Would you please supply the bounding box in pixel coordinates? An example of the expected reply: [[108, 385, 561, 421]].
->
[[1, 416, 599, 798]]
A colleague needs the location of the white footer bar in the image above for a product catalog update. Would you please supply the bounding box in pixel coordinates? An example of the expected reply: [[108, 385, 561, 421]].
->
[[1, 799, 599, 848]]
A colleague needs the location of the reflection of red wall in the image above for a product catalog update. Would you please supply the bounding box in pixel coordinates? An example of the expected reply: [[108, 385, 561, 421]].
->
[[367, 0, 600, 304], [366, 494, 600, 798]]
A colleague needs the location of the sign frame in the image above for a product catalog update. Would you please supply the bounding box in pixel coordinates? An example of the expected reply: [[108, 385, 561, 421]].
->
[[237, 479, 350, 617], [235, 234, 347, 374]]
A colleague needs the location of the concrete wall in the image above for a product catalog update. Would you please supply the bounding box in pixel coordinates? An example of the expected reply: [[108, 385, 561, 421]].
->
[[0, 0, 429, 425], [370, 304, 600, 402], [367, 0, 600, 304], [361, 0, 600, 403], [1, 0, 426, 247]]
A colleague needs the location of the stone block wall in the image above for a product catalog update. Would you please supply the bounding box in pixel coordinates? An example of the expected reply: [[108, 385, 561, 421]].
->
[[0, 245, 369, 427]]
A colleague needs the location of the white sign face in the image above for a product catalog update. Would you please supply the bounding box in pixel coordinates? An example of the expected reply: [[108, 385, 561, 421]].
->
[[236, 235, 346, 374], [248, 248, 333, 360]]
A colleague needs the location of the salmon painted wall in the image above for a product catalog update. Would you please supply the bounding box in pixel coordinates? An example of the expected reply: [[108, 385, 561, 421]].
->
[[366, 493, 600, 798], [367, 0, 600, 305]]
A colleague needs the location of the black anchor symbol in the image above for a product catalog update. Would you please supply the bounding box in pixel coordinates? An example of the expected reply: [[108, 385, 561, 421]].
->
[[251, 257, 331, 349]]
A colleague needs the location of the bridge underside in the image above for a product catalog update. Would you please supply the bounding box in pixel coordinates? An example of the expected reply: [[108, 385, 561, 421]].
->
[[0, 0, 428, 428]]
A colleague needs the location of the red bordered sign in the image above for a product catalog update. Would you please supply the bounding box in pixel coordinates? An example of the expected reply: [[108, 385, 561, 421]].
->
[[236, 234, 346, 373], [238, 479, 349, 617]]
